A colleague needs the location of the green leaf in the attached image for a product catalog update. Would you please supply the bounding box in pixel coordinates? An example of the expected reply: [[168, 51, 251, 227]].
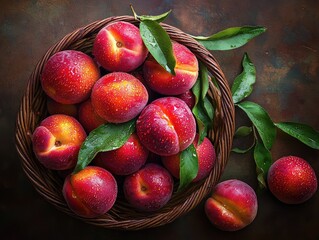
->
[[73, 120, 136, 174], [193, 26, 266, 51], [139, 20, 176, 75], [237, 101, 276, 150], [275, 122, 319, 150], [231, 145, 254, 154], [234, 126, 253, 137], [202, 96, 214, 120], [232, 127, 255, 153], [192, 103, 212, 143], [231, 53, 256, 103], [178, 144, 199, 192], [131, 5, 171, 23], [192, 74, 214, 144], [191, 62, 214, 144], [199, 62, 209, 100], [254, 140, 272, 189]]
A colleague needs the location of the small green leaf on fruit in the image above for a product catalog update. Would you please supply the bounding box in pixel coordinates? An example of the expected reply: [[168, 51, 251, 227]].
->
[[131, 5, 171, 23], [237, 101, 276, 150], [275, 122, 319, 150], [139, 20, 176, 75], [254, 140, 272, 189], [73, 120, 136, 174], [231, 53, 256, 104], [193, 26, 266, 51], [178, 144, 199, 192]]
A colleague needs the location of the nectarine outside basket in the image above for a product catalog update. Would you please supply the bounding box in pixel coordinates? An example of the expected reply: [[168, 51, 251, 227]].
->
[[15, 16, 235, 230]]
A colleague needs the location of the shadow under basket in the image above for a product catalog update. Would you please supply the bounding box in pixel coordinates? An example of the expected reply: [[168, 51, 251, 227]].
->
[[15, 16, 235, 230]]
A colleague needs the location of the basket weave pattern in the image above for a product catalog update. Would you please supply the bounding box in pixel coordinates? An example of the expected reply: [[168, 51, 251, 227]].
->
[[15, 16, 235, 230]]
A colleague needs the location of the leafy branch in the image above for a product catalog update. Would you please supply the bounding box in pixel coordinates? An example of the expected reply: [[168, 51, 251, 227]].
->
[[230, 53, 319, 189]]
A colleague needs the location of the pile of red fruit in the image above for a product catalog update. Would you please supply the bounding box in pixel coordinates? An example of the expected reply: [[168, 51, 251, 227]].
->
[[31, 20, 318, 232], [32, 21, 217, 217]]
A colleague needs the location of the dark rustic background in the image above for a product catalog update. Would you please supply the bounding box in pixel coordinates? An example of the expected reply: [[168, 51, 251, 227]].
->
[[1, 0, 319, 239]]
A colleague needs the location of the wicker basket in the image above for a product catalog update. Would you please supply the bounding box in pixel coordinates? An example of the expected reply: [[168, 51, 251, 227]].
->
[[15, 16, 235, 230]]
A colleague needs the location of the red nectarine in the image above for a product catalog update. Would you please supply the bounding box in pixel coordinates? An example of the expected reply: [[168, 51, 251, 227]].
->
[[267, 156, 318, 204], [41, 50, 100, 104]]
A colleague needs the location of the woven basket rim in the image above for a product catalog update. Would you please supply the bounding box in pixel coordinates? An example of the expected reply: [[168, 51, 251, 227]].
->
[[15, 15, 235, 230]]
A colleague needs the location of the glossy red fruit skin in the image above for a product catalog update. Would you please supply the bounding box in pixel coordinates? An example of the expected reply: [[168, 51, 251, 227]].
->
[[62, 166, 118, 218], [136, 97, 196, 156], [94, 133, 149, 176], [91, 72, 149, 123], [205, 179, 258, 231], [161, 134, 216, 182], [41, 50, 100, 104], [267, 156, 318, 204], [176, 90, 195, 109], [92, 21, 148, 72], [78, 99, 106, 133], [143, 41, 198, 95], [32, 114, 87, 170], [123, 163, 174, 212]]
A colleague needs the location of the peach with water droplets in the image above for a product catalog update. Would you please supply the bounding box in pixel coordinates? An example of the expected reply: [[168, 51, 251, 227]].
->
[[41, 50, 100, 104], [123, 163, 174, 212], [205, 179, 258, 231], [78, 98, 107, 133], [267, 156, 317, 204], [94, 133, 149, 176], [91, 72, 148, 123], [176, 89, 196, 109], [62, 166, 118, 218], [162, 134, 216, 182], [143, 41, 198, 95], [46, 97, 78, 117], [32, 114, 87, 170], [136, 97, 196, 156], [93, 21, 148, 72]]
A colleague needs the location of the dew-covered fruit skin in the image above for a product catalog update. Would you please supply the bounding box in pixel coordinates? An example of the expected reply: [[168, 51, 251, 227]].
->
[[162, 134, 216, 182], [123, 163, 174, 212], [267, 156, 318, 204], [78, 98, 107, 133], [143, 41, 199, 95], [176, 89, 196, 109], [46, 97, 78, 117], [41, 50, 100, 104], [91, 72, 149, 123], [62, 166, 118, 218], [130, 69, 161, 103], [32, 114, 87, 170], [136, 97, 196, 156], [205, 179, 258, 231], [92, 21, 148, 72], [94, 133, 149, 176]]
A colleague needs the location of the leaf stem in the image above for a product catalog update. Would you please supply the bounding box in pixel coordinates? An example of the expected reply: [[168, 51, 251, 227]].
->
[[130, 5, 138, 20]]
